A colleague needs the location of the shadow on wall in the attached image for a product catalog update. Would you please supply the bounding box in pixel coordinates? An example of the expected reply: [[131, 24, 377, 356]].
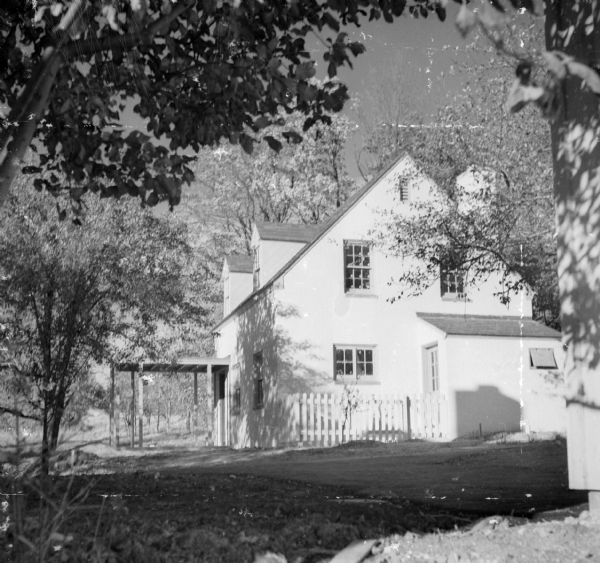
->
[[455, 385, 521, 438], [232, 294, 331, 448]]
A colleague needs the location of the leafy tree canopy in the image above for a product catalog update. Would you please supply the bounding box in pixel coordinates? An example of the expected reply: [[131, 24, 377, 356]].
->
[[0, 0, 450, 208], [0, 181, 204, 462], [174, 110, 355, 328], [360, 15, 559, 325]]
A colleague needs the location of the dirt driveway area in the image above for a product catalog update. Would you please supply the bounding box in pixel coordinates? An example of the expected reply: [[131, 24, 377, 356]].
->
[[3, 437, 595, 562], [92, 437, 586, 516]]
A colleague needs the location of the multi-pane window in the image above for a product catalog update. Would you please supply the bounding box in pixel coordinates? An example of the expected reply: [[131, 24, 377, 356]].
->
[[344, 241, 371, 292], [253, 351, 264, 409], [334, 346, 374, 380], [440, 265, 465, 298], [424, 345, 439, 392], [252, 247, 260, 290]]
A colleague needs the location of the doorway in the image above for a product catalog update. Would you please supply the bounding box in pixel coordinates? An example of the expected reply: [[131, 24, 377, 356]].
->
[[423, 344, 440, 393], [214, 371, 228, 446]]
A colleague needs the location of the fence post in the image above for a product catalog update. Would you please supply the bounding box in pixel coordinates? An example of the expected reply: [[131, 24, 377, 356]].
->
[[406, 396, 412, 440], [301, 392, 308, 445], [293, 394, 301, 443], [367, 395, 373, 441], [316, 392, 322, 447]]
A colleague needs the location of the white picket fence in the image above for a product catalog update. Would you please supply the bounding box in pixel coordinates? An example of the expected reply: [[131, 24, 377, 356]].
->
[[290, 392, 447, 447]]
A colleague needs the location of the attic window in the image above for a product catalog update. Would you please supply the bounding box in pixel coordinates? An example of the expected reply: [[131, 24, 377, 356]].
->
[[530, 348, 558, 369], [397, 177, 410, 202], [399, 184, 409, 202]]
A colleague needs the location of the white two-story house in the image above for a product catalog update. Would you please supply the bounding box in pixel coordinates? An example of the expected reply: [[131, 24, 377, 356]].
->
[[213, 155, 564, 448]]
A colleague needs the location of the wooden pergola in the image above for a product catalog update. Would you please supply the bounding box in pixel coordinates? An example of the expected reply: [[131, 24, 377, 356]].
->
[[110, 356, 229, 448]]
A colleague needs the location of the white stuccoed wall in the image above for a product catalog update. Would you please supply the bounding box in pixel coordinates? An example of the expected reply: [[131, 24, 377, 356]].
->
[[214, 155, 564, 447]]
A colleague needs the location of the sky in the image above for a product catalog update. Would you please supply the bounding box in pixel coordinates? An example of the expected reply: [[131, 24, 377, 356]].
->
[[165, 4, 489, 214], [333, 6, 468, 177]]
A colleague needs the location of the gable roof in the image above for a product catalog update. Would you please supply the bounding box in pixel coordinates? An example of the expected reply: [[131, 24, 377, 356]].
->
[[225, 254, 253, 273], [214, 154, 414, 331], [255, 222, 322, 243], [417, 313, 561, 339]]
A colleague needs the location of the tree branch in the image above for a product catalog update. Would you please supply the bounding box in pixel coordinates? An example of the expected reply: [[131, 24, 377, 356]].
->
[[0, 0, 86, 205], [0, 404, 40, 421], [62, 0, 196, 59]]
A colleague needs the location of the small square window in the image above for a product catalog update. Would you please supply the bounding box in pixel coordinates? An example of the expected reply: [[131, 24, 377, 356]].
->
[[530, 348, 557, 369]]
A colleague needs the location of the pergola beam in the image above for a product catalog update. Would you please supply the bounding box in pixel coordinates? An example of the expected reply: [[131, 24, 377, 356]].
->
[[111, 357, 229, 448], [116, 357, 229, 374]]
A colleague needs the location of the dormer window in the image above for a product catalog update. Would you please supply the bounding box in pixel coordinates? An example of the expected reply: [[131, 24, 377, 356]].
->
[[252, 246, 260, 290], [344, 241, 371, 292]]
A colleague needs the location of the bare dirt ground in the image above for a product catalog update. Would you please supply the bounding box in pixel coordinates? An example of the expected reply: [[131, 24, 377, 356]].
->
[[2, 436, 598, 562]]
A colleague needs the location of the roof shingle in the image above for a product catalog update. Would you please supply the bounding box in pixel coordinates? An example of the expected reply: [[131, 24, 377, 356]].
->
[[256, 222, 322, 243], [225, 254, 253, 273], [417, 313, 561, 339]]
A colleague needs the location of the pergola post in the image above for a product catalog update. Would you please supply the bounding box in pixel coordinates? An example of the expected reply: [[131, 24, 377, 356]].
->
[[193, 371, 199, 437], [207, 363, 213, 445], [109, 364, 115, 447], [130, 370, 136, 447], [14, 394, 20, 457], [138, 366, 144, 448], [115, 385, 120, 448]]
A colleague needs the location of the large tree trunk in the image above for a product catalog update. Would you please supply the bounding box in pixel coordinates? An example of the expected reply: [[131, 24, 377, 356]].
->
[[49, 390, 66, 451], [545, 1, 600, 497], [41, 402, 50, 478]]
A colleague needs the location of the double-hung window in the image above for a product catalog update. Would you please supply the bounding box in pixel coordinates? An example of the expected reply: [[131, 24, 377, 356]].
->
[[440, 264, 466, 299], [344, 241, 371, 292], [253, 351, 264, 409], [334, 345, 375, 381]]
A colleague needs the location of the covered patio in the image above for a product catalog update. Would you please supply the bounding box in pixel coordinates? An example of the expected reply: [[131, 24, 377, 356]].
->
[[111, 356, 229, 448]]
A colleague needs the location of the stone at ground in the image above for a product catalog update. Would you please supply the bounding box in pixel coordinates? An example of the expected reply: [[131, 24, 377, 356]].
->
[[362, 510, 600, 562]]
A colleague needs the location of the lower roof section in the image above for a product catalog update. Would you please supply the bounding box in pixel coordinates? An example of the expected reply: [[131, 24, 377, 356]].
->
[[417, 313, 561, 339]]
